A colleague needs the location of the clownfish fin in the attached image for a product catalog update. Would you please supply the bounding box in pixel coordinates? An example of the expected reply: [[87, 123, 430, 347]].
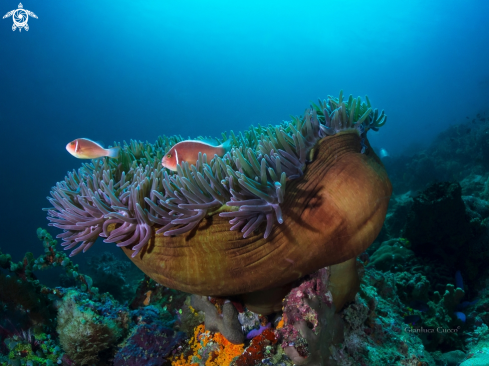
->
[[221, 138, 232, 153], [95, 140, 105, 147], [196, 136, 220, 146], [107, 146, 120, 159]]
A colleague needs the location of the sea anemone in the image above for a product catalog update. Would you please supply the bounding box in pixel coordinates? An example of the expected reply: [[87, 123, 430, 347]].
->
[[46, 92, 391, 313]]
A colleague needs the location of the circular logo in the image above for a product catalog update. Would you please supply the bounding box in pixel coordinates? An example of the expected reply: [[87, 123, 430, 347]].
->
[[13, 9, 28, 28]]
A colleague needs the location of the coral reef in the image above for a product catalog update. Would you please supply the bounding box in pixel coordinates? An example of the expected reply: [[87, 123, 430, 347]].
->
[[0, 229, 118, 365], [114, 306, 184, 366], [1, 330, 66, 366], [190, 295, 244, 345], [170, 324, 244, 366], [0, 229, 96, 345], [233, 328, 278, 366], [433, 350, 466, 366], [404, 182, 475, 269], [279, 268, 344, 365], [129, 275, 188, 312], [237, 311, 261, 337], [0, 228, 193, 366], [167, 261, 438, 366], [463, 195, 489, 221], [3, 222, 485, 366], [56, 289, 129, 365], [382, 111, 489, 194], [86, 251, 144, 303], [365, 113, 489, 359], [12, 95, 489, 365], [395, 271, 430, 303], [378, 179, 489, 295], [413, 283, 466, 352], [274, 263, 436, 365], [369, 239, 415, 272], [454, 280, 489, 365], [379, 192, 415, 240], [332, 266, 435, 366]]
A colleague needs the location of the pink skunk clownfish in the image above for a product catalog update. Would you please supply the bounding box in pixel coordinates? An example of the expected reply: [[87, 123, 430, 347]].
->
[[66, 138, 120, 159], [162, 139, 231, 171]]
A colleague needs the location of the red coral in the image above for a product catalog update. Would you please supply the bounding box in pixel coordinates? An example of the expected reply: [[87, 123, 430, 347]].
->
[[231, 300, 245, 313], [234, 329, 277, 366]]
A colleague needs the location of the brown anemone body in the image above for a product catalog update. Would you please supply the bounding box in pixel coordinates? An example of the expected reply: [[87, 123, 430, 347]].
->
[[118, 132, 392, 309]]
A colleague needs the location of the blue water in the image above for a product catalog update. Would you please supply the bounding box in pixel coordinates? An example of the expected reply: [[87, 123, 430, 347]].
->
[[1, 0, 488, 260]]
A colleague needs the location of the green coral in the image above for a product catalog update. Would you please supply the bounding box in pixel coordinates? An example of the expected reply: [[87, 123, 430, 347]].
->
[[395, 272, 430, 303], [432, 283, 465, 316], [327, 266, 434, 365], [0, 228, 101, 332], [0, 274, 54, 328], [56, 290, 126, 365], [86, 252, 143, 303], [0, 229, 126, 365], [1, 332, 63, 366], [414, 283, 465, 352], [0, 228, 96, 294], [369, 239, 415, 272]]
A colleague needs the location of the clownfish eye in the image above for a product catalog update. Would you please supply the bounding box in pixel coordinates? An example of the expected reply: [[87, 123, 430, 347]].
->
[[70, 142, 75, 146], [167, 154, 172, 158]]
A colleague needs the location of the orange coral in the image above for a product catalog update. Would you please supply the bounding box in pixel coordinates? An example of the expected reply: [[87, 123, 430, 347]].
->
[[210, 332, 244, 365], [276, 319, 284, 330], [171, 324, 244, 366], [143, 290, 152, 306]]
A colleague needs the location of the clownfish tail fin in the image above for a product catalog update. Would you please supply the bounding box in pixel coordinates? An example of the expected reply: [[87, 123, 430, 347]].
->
[[221, 138, 232, 153], [107, 146, 120, 159]]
